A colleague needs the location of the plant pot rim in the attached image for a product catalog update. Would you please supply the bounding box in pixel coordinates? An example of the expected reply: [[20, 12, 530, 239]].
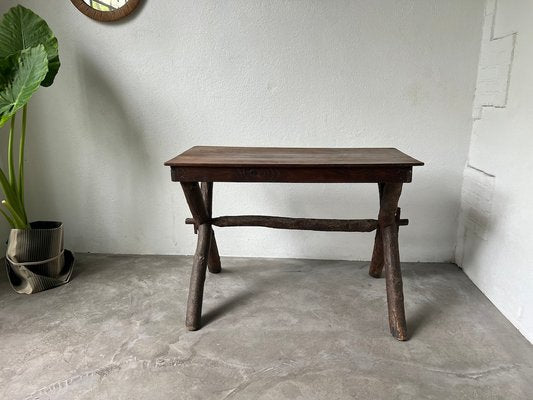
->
[[10, 221, 63, 231]]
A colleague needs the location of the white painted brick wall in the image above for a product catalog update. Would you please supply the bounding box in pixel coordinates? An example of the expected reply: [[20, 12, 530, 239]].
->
[[472, 0, 516, 119], [457, 0, 533, 344]]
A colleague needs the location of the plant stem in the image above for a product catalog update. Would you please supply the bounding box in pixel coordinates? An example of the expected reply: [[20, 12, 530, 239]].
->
[[18, 104, 27, 205], [0, 167, 23, 217], [8, 114, 16, 187], [2, 200, 26, 228], [0, 208, 15, 228], [0, 111, 29, 229]]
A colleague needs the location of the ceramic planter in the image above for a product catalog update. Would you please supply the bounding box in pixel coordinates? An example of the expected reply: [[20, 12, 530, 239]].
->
[[5, 221, 74, 294]]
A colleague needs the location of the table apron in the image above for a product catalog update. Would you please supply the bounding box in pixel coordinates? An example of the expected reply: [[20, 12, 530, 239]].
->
[[171, 166, 413, 183]]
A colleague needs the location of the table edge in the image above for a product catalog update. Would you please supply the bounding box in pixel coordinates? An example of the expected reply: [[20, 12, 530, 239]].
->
[[164, 146, 424, 168]]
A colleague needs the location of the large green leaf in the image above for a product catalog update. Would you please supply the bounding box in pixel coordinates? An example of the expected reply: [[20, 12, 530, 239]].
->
[[0, 45, 48, 127], [0, 5, 59, 87], [0, 53, 17, 87]]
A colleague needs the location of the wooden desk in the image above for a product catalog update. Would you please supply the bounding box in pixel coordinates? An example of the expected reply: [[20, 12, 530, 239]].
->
[[165, 146, 424, 341]]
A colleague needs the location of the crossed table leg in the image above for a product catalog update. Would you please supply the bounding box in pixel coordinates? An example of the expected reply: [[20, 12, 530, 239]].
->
[[180, 182, 221, 331], [369, 182, 407, 340], [180, 181, 408, 340]]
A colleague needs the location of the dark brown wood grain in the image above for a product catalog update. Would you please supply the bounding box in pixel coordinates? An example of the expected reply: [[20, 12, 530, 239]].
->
[[185, 215, 409, 231], [185, 223, 210, 331], [180, 182, 212, 331], [201, 182, 221, 274], [165, 146, 424, 168], [210, 216, 378, 231], [383, 224, 407, 341], [167, 146, 422, 183], [70, 0, 141, 22], [168, 147, 423, 340], [379, 183, 408, 341], [180, 183, 209, 225], [369, 183, 386, 278], [171, 166, 413, 183]]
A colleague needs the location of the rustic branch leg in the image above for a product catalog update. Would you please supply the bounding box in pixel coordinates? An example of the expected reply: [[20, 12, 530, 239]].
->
[[185, 224, 210, 330], [201, 182, 222, 274], [369, 183, 385, 277], [379, 183, 408, 341], [208, 231, 221, 273], [369, 212, 402, 278], [181, 182, 212, 331]]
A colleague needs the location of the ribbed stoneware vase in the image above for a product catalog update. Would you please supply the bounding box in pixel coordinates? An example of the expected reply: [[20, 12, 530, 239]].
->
[[5, 221, 74, 294]]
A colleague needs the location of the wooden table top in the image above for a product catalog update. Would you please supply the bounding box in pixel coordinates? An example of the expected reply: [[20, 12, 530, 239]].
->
[[165, 146, 424, 168]]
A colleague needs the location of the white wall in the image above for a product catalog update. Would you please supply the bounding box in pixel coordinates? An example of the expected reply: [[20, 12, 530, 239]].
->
[[456, 0, 533, 343], [0, 1, 484, 261]]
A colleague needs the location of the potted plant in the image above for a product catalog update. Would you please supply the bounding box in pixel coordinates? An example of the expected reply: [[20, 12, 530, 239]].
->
[[0, 5, 74, 294]]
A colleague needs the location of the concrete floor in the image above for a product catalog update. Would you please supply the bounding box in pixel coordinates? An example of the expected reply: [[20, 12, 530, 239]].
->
[[1, 254, 532, 400]]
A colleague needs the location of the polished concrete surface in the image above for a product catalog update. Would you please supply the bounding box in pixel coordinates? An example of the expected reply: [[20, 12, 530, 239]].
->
[[1, 254, 532, 400]]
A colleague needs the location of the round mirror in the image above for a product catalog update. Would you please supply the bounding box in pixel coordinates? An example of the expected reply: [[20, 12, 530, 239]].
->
[[71, 0, 141, 22]]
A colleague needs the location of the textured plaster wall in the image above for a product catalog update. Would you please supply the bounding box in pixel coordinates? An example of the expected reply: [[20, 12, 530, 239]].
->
[[0, 1, 484, 261], [456, 0, 533, 343]]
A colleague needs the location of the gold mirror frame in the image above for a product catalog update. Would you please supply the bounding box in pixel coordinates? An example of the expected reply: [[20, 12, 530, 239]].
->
[[70, 0, 141, 22]]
